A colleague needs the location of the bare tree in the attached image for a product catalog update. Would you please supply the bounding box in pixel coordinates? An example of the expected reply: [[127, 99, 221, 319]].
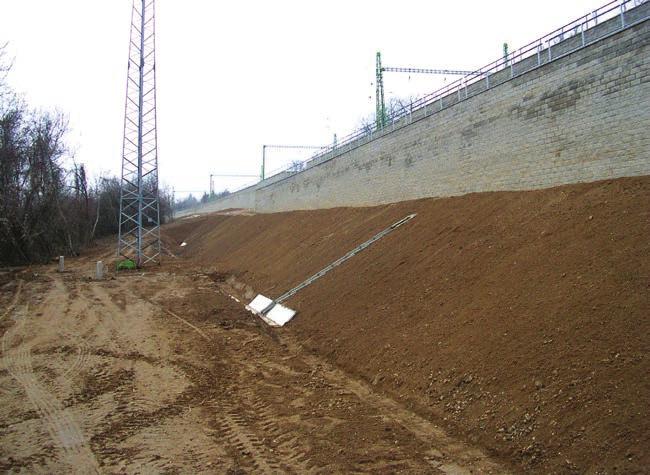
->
[[0, 100, 72, 263], [0, 43, 13, 98], [355, 94, 423, 135], [0, 46, 184, 265], [288, 160, 305, 173]]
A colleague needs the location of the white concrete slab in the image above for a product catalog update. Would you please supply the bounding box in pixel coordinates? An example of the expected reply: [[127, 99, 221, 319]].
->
[[246, 294, 273, 314], [245, 294, 296, 327], [265, 303, 296, 327]]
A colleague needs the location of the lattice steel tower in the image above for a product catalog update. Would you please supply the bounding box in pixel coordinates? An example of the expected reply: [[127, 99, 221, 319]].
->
[[118, 0, 160, 267]]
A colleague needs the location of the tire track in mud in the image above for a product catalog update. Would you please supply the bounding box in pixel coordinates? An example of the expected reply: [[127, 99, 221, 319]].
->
[[84, 283, 129, 356], [1, 279, 99, 473], [227, 348, 448, 473], [61, 337, 91, 378], [55, 278, 95, 380], [211, 397, 314, 474], [215, 375, 316, 474], [215, 304, 501, 473], [2, 301, 100, 473], [278, 336, 505, 474], [244, 394, 314, 472], [14, 269, 500, 473], [0, 279, 23, 321], [214, 345, 441, 474], [215, 408, 280, 473], [74, 279, 223, 470], [205, 274, 510, 473], [185, 321, 316, 472], [210, 286, 445, 472]]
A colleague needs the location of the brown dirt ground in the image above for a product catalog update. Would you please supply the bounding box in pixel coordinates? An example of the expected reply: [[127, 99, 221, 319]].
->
[[163, 176, 650, 474], [1, 243, 503, 469]]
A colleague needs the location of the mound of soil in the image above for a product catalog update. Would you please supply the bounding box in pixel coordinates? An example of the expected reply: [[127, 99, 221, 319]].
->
[[163, 176, 650, 473]]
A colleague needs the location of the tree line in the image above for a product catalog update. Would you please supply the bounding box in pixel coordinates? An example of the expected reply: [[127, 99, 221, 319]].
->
[[174, 189, 231, 213], [0, 47, 173, 266]]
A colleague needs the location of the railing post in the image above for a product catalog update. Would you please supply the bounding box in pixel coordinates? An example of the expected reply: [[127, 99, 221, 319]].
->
[[620, 3, 625, 28], [537, 43, 541, 66], [548, 39, 552, 61]]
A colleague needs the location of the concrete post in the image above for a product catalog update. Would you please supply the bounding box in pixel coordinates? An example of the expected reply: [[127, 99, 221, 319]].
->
[[58, 256, 64, 273], [96, 261, 104, 280]]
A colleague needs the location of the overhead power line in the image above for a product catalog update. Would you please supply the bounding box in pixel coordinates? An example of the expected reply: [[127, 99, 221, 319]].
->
[[261, 144, 328, 180]]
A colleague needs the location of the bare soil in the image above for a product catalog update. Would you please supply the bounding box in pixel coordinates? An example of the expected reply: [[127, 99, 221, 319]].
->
[[0, 250, 502, 472], [1, 176, 647, 473], [163, 176, 650, 474]]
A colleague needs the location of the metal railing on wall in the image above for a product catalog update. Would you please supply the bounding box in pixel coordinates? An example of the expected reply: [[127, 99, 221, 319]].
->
[[224, 0, 648, 196]]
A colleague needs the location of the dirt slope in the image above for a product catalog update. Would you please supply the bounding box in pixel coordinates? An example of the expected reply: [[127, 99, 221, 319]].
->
[[164, 176, 650, 473]]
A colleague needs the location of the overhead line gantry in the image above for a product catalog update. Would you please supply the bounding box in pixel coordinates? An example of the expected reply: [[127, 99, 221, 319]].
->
[[209, 173, 259, 195], [375, 51, 475, 128]]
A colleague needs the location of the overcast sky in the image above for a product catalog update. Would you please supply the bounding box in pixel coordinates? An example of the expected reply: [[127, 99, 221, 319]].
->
[[1, 0, 608, 197]]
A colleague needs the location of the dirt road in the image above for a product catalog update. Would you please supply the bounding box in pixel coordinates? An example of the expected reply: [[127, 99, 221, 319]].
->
[[0, 258, 506, 473]]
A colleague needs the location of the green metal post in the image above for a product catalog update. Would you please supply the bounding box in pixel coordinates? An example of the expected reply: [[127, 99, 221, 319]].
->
[[376, 51, 386, 129]]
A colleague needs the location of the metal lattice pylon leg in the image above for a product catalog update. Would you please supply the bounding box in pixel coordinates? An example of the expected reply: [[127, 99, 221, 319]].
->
[[118, 0, 161, 267]]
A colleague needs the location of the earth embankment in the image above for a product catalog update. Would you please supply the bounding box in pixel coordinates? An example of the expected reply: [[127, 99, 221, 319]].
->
[[164, 176, 650, 473]]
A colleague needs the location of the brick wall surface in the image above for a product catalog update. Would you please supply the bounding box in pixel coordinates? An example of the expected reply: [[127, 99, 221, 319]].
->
[[184, 15, 649, 215]]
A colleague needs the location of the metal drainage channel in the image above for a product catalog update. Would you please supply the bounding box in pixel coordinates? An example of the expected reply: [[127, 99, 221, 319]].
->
[[247, 213, 417, 326]]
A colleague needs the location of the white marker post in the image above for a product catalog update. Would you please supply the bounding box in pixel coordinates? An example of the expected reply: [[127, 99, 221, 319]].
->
[[96, 261, 104, 280], [58, 256, 64, 273]]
